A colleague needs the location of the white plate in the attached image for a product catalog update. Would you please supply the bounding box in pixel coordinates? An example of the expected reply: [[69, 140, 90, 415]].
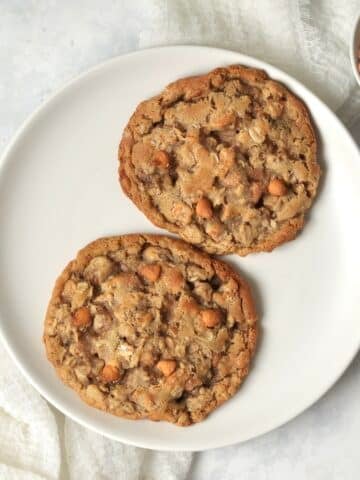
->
[[0, 46, 359, 452]]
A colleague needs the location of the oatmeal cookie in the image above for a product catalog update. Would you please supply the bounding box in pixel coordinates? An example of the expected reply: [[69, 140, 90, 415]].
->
[[44, 235, 257, 425], [119, 65, 320, 255]]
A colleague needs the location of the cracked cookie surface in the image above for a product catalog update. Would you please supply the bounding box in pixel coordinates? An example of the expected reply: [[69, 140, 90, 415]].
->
[[119, 65, 320, 255], [44, 235, 257, 425]]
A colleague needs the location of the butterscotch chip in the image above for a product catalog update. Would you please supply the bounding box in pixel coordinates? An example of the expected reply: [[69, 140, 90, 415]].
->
[[138, 263, 161, 282], [72, 307, 92, 328], [101, 364, 122, 383], [119, 66, 320, 255], [268, 178, 287, 196], [153, 150, 169, 168], [156, 359, 177, 377], [44, 234, 257, 426], [201, 309, 222, 328], [196, 197, 213, 219]]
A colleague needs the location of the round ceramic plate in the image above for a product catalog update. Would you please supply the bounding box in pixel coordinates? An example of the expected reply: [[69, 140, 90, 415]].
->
[[0, 46, 359, 451]]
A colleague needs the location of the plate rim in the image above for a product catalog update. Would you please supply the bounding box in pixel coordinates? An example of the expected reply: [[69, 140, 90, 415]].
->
[[0, 44, 359, 451]]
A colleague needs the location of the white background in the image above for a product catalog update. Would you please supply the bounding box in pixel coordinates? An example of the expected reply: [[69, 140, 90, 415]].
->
[[1, 1, 360, 479]]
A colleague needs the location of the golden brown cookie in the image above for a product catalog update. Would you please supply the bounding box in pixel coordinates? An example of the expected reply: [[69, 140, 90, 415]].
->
[[119, 65, 320, 255], [44, 234, 257, 425]]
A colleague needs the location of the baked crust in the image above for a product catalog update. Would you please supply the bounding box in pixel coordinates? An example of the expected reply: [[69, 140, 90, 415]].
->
[[44, 234, 258, 425], [119, 65, 320, 255]]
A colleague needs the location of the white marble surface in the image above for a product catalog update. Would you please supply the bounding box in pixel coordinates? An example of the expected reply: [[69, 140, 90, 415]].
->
[[1, 2, 360, 479]]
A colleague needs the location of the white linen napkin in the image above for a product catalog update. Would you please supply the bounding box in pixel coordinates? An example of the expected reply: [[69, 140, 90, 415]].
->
[[0, 1, 359, 479]]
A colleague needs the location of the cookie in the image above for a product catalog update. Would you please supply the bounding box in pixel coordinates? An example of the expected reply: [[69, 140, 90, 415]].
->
[[119, 65, 320, 255], [44, 234, 257, 425]]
